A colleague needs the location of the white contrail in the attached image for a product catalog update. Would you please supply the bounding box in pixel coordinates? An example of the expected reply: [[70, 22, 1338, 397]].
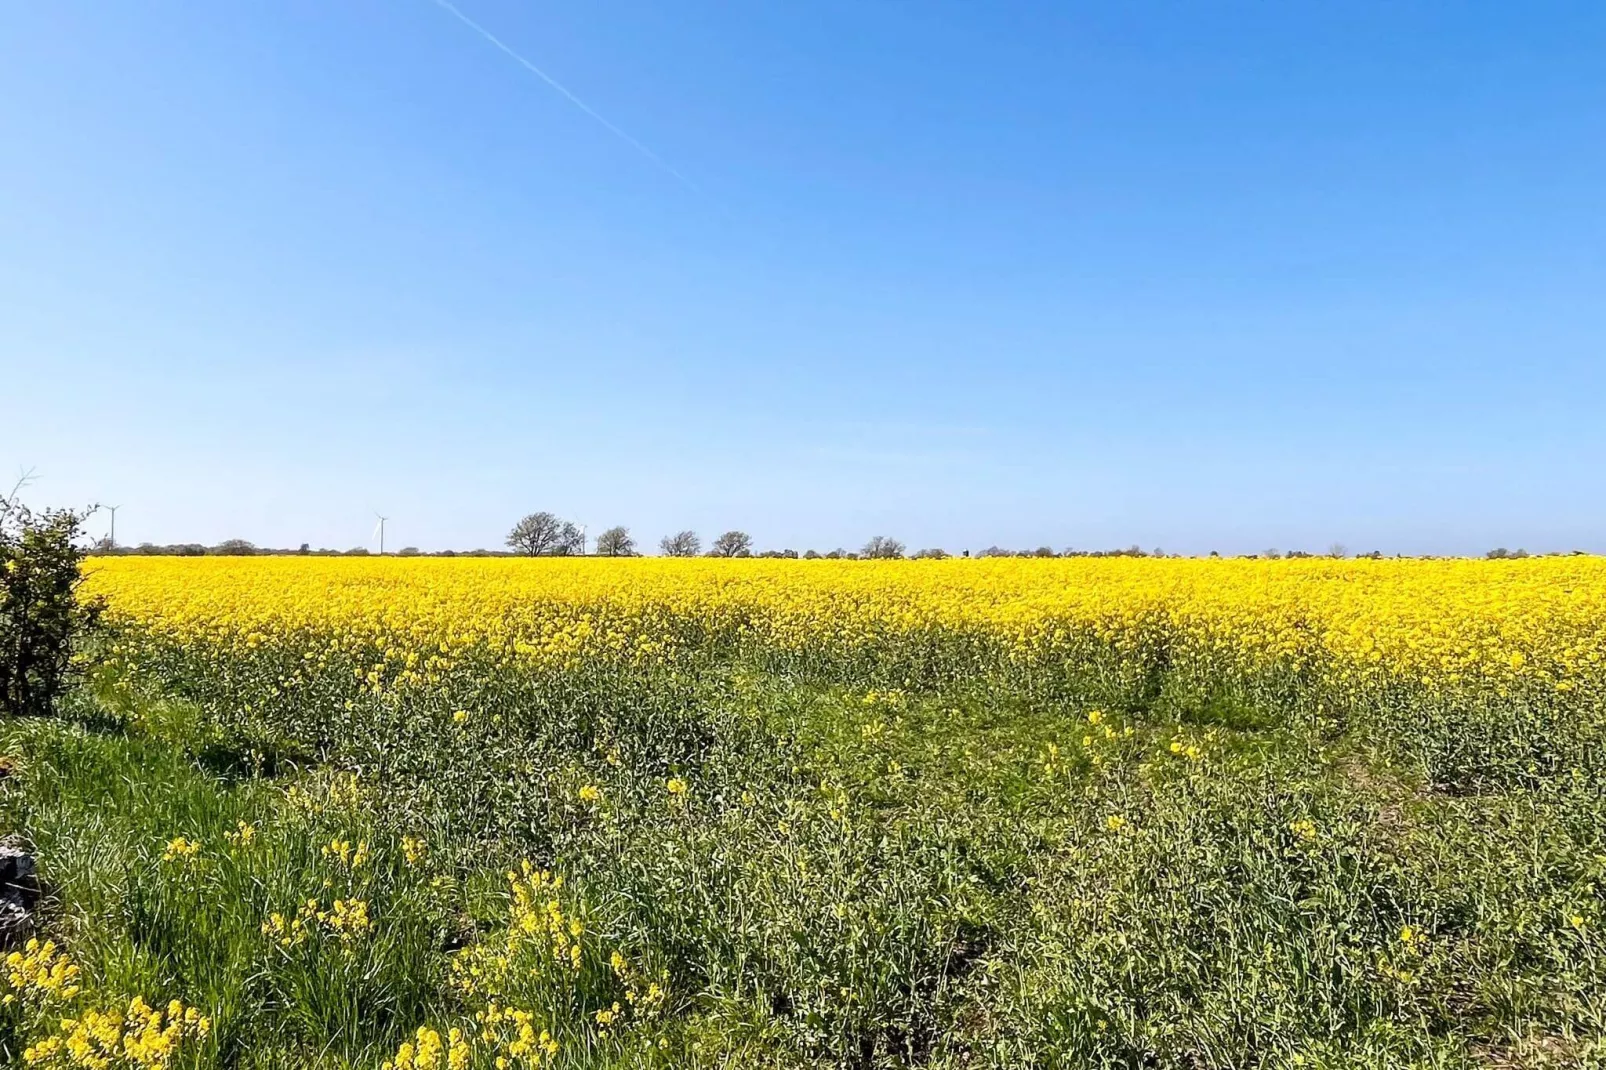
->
[[429, 0, 695, 190]]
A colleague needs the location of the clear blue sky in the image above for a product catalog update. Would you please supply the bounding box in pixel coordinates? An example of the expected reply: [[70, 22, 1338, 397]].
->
[[4, 1, 1603, 555]]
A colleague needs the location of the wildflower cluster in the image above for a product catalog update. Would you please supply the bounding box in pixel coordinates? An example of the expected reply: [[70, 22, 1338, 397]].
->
[[441, 862, 662, 1054], [320, 837, 371, 869], [22, 996, 209, 1070], [284, 772, 364, 817], [476, 1006, 561, 1066], [4, 939, 81, 1005], [452, 865, 585, 1000], [381, 1025, 477, 1070], [260, 897, 371, 947], [159, 838, 199, 864], [223, 821, 255, 847], [1167, 737, 1203, 762], [605, 949, 667, 1025]]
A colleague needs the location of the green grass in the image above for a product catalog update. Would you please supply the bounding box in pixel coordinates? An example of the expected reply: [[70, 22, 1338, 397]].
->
[[0, 694, 449, 1068], [0, 665, 1601, 1069]]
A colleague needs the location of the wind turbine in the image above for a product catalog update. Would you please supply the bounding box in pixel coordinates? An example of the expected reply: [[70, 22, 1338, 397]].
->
[[373, 513, 388, 555], [104, 504, 121, 549]]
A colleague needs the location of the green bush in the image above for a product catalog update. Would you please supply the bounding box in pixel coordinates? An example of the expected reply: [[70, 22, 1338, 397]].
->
[[0, 494, 101, 717]]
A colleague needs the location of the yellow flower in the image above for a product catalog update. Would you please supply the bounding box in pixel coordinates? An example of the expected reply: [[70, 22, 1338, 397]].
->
[[225, 820, 256, 846], [577, 784, 601, 803], [4, 939, 81, 1004], [665, 777, 688, 796], [162, 837, 201, 862], [26, 994, 209, 1068], [447, 1027, 471, 1070], [327, 898, 371, 939], [321, 837, 369, 869]]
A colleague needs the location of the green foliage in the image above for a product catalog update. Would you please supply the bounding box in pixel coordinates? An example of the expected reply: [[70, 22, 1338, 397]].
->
[[0, 494, 101, 718]]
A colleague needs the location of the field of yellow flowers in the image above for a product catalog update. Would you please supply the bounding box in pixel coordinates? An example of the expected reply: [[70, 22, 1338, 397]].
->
[[2, 557, 1603, 1068]]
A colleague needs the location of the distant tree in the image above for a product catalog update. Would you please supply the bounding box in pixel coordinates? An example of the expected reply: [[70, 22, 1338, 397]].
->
[[213, 539, 257, 556], [297, 542, 311, 555], [397, 546, 421, 557], [507, 512, 571, 556], [978, 546, 1009, 558], [1033, 546, 1056, 558], [540, 521, 584, 555], [1264, 549, 1283, 560], [344, 547, 371, 556], [660, 530, 701, 557], [709, 531, 753, 558], [802, 549, 822, 560], [1328, 543, 1348, 559], [910, 548, 948, 560], [595, 526, 635, 557], [823, 549, 844, 560], [861, 536, 906, 559]]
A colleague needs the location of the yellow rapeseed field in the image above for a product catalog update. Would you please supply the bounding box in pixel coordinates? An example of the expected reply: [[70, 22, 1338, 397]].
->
[[85, 555, 1606, 698], [6, 555, 1602, 1067]]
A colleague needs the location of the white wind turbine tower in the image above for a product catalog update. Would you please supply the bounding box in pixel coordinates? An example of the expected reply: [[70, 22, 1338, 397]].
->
[[373, 512, 389, 555]]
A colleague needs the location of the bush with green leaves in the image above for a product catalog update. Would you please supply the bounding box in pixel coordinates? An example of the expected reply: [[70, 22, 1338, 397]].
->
[[0, 493, 101, 718]]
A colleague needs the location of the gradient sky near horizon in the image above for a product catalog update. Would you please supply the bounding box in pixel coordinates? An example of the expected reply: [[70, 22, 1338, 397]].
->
[[4, 1, 1604, 555]]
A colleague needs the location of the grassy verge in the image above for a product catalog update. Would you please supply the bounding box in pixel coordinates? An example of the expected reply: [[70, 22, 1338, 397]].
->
[[0, 670, 1601, 1068]]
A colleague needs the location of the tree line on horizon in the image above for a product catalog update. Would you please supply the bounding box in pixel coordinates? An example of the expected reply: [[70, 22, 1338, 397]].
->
[[79, 508, 1574, 561]]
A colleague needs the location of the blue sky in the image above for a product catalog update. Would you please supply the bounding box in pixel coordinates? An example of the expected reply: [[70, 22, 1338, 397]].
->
[[4, 1, 1603, 555]]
